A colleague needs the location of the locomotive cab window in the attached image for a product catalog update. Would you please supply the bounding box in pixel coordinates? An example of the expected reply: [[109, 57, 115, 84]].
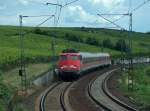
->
[[70, 55, 79, 60], [60, 55, 67, 60]]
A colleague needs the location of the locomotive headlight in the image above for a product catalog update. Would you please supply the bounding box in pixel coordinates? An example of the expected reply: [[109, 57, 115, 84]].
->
[[70, 65, 77, 68], [60, 65, 78, 69], [61, 65, 67, 69]]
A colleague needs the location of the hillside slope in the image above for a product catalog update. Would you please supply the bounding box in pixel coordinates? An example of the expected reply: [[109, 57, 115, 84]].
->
[[0, 25, 150, 68], [0, 26, 120, 68]]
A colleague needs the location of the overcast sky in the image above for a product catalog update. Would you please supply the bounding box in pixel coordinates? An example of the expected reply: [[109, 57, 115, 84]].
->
[[0, 0, 150, 32]]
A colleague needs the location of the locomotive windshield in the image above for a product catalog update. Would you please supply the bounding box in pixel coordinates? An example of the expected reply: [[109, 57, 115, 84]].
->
[[60, 55, 67, 60], [70, 55, 79, 60]]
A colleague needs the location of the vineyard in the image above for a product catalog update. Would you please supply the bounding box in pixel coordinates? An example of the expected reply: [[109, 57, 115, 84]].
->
[[0, 25, 150, 70]]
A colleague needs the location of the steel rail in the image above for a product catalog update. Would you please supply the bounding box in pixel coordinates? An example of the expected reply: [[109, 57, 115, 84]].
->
[[88, 68, 115, 111], [39, 82, 61, 111], [102, 70, 138, 111], [88, 68, 138, 111], [39, 82, 73, 111], [60, 82, 73, 111], [88, 77, 111, 110]]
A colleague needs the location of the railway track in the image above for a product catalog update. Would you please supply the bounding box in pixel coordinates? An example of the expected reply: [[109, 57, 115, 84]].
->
[[38, 67, 137, 111], [89, 68, 138, 111], [67, 67, 114, 111], [39, 81, 73, 111]]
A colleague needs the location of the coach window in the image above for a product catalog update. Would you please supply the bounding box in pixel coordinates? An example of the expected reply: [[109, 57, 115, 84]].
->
[[60, 55, 67, 60], [70, 55, 79, 60]]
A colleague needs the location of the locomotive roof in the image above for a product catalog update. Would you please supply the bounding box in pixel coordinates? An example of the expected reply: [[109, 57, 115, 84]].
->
[[62, 49, 79, 53], [79, 52, 110, 58], [60, 52, 110, 58], [60, 53, 80, 55]]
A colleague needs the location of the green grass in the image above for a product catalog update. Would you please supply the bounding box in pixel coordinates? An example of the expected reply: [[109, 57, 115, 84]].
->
[[2, 63, 50, 88], [0, 70, 13, 111], [0, 63, 50, 111], [118, 64, 150, 110]]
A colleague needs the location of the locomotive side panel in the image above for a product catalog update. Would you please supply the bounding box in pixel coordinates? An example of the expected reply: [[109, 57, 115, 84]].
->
[[79, 52, 111, 73]]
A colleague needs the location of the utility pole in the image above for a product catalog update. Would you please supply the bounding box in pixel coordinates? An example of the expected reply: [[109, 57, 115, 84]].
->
[[51, 32, 56, 78], [149, 44, 150, 63], [97, 13, 134, 90], [46, 0, 79, 78], [97, 13, 128, 66], [18, 14, 54, 95], [78, 37, 80, 51], [127, 13, 134, 91], [46, 2, 61, 79], [101, 39, 104, 52], [19, 15, 27, 95], [120, 29, 125, 71]]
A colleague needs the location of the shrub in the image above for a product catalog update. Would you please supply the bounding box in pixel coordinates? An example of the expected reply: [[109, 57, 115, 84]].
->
[[0, 70, 12, 104]]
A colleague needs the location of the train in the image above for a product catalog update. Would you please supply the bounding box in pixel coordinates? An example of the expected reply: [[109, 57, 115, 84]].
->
[[56, 49, 111, 78]]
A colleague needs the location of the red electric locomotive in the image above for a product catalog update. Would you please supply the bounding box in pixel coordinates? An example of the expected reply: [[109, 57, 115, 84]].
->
[[57, 49, 111, 78]]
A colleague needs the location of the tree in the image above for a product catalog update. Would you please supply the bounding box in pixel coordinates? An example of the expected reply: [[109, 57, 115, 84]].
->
[[102, 39, 114, 49], [34, 28, 49, 35], [85, 37, 99, 46], [65, 33, 83, 43], [0, 70, 3, 82], [81, 26, 86, 31], [115, 39, 129, 52], [34, 28, 42, 34], [146, 32, 150, 34]]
